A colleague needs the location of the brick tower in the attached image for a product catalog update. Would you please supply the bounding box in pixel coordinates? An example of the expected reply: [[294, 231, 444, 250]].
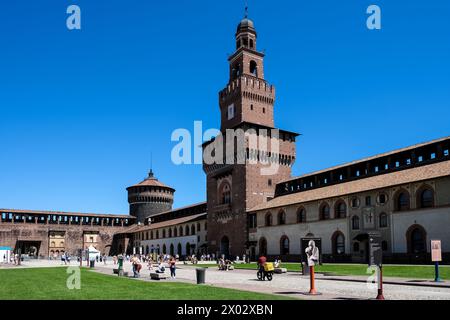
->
[[126, 170, 175, 224], [203, 15, 298, 258]]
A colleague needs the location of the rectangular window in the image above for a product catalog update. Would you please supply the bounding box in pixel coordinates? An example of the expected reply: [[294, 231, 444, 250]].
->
[[444, 149, 449, 157], [406, 158, 412, 165], [418, 155, 423, 162], [227, 104, 235, 120], [395, 161, 400, 168], [365, 196, 372, 206], [431, 152, 436, 159]]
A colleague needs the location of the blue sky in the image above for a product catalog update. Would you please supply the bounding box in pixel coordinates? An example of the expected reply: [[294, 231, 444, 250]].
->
[[0, 0, 449, 214]]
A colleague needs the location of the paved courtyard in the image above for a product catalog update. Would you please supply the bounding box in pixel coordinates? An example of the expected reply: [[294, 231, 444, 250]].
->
[[3, 259, 450, 300]]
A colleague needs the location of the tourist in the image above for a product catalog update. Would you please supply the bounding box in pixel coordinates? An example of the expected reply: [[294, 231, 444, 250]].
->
[[103, 254, 107, 265], [169, 257, 176, 278], [155, 261, 165, 274], [66, 253, 71, 264], [257, 255, 267, 274], [61, 253, 66, 265], [274, 257, 281, 268], [131, 255, 142, 278], [242, 254, 246, 263]]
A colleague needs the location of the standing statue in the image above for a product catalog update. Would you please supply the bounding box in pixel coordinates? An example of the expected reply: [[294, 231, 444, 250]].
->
[[305, 240, 319, 267]]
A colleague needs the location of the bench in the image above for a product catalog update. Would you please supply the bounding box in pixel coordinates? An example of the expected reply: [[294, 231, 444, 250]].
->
[[150, 272, 168, 280], [113, 268, 129, 277], [274, 268, 287, 274]]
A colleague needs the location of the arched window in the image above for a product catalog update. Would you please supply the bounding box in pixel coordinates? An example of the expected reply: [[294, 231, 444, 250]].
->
[[351, 216, 360, 230], [407, 225, 427, 254], [185, 225, 190, 236], [191, 225, 195, 235], [219, 182, 232, 205], [332, 232, 345, 255], [297, 208, 306, 223], [249, 60, 258, 77], [280, 236, 289, 255], [419, 188, 434, 208], [170, 244, 174, 256], [395, 190, 410, 211], [177, 243, 182, 256], [169, 228, 172, 238], [179, 226, 183, 237], [335, 201, 347, 219], [259, 237, 267, 256], [162, 244, 166, 254], [174, 227, 177, 237], [379, 213, 388, 228], [197, 223, 201, 232], [265, 212, 272, 226], [278, 210, 286, 225], [320, 203, 330, 220], [162, 229, 166, 238], [146, 245, 149, 254]]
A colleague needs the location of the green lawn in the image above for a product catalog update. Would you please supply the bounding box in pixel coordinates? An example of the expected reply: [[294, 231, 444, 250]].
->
[[0, 267, 291, 300], [194, 263, 450, 280]]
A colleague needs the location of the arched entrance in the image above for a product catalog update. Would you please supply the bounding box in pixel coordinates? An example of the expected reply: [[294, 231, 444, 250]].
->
[[353, 233, 369, 263], [259, 237, 267, 256], [220, 236, 230, 258], [186, 243, 191, 256]]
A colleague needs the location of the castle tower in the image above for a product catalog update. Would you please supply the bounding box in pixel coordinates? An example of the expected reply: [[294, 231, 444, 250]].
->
[[126, 170, 175, 224], [203, 15, 298, 258]]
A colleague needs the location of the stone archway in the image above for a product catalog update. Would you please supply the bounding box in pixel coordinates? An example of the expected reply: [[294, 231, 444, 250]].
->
[[220, 236, 230, 258]]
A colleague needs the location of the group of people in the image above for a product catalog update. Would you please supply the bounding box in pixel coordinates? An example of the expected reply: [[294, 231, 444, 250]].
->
[[128, 254, 178, 279], [2, 253, 20, 265]]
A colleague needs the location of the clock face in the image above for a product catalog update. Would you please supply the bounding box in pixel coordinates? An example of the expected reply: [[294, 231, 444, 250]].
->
[[227, 104, 235, 120]]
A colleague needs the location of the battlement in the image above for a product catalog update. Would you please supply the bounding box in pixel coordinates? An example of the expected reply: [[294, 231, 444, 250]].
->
[[219, 75, 275, 102]]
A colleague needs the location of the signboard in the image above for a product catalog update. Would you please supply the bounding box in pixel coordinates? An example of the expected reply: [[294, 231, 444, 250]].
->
[[431, 240, 442, 262], [368, 232, 382, 266]]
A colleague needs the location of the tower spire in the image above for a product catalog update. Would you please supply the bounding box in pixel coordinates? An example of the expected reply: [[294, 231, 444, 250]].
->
[[148, 152, 154, 178]]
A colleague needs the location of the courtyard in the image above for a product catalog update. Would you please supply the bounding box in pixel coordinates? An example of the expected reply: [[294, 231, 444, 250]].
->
[[1, 260, 450, 300]]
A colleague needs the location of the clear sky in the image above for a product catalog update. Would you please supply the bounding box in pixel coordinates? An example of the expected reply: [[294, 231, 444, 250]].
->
[[0, 0, 449, 214]]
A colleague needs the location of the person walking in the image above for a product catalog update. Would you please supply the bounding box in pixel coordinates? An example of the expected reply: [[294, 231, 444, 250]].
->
[[169, 257, 176, 279], [103, 254, 107, 265]]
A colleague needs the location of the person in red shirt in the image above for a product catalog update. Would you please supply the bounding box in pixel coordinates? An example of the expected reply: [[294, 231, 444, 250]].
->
[[257, 255, 267, 273]]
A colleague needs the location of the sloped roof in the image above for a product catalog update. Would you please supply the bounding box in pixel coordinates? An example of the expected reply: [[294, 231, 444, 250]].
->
[[250, 160, 450, 212], [127, 170, 174, 190], [282, 135, 450, 184]]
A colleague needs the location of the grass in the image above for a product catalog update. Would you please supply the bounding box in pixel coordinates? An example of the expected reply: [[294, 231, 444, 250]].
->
[[0, 267, 292, 300], [193, 263, 450, 280]]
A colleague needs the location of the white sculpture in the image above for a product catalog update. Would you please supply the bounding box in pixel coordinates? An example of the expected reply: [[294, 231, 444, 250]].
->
[[305, 240, 319, 267]]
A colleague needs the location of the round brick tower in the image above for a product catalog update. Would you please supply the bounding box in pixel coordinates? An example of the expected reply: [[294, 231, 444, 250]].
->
[[127, 170, 175, 224]]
